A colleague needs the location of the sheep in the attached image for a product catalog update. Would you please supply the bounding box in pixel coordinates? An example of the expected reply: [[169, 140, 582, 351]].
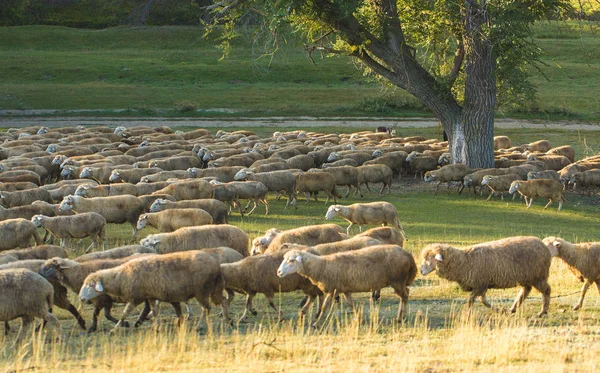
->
[[214, 180, 269, 216], [0, 260, 86, 332], [140, 224, 249, 257], [279, 235, 383, 256], [262, 224, 348, 255], [481, 174, 523, 200], [58, 194, 145, 240], [74, 183, 139, 198], [0, 218, 42, 251], [0, 268, 62, 343], [0, 181, 38, 192], [525, 140, 552, 153], [31, 213, 108, 252], [316, 166, 361, 198], [0, 170, 41, 185], [0, 203, 56, 221], [406, 153, 438, 179], [78, 250, 230, 331], [277, 245, 417, 326], [569, 170, 600, 195], [220, 250, 323, 322], [151, 179, 213, 201], [419, 236, 552, 316], [1, 245, 68, 261], [285, 154, 315, 171], [295, 171, 340, 204], [542, 237, 600, 310], [251, 228, 282, 256], [75, 244, 155, 262], [234, 169, 297, 209], [148, 156, 200, 171], [355, 164, 393, 195], [355, 226, 405, 247], [0, 188, 53, 208], [423, 164, 473, 194], [39, 257, 152, 332], [135, 181, 170, 196], [494, 136, 511, 150], [509, 179, 566, 211], [526, 170, 560, 181], [558, 163, 587, 187], [139, 170, 194, 183], [526, 154, 571, 171], [463, 168, 509, 195], [109, 167, 163, 184], [148, 198, 229, 224], [325, 202, 408, 242], [187, 166, 245, 183], [547, 145, 575, 163], [136, 208, 213, 233]]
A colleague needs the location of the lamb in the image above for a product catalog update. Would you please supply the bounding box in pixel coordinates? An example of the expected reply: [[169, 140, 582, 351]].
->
[[423, 164, 473, 194], [39, 257, 153, 332], [481, 174, 522, 201], [509, 179, 566, 211], [355, 164, 393, 195], [0, 218, 42, 251], [325, 202, 408, 241], [220, 250, 323, 322], [277, 245, 417, 326], [140, 224, 249, 257], [234, 169, 297, 209], [419, 236, 552, 316], [148, 198, 229, 224], [58, 194, 145, 240], [295, 171, 340, 204], [151, 179, 213, 201], [78, 250, 230, 330], [75, 244, 156, 262], [0, 188, 53, 208], [494, 136, 511, 150], [136, 208, 213, 233], [542, 237, 600, 310], [0, 268, 62, 343], [74, 183, 139, 198], [262, 224, 348, 255], [31, 213, 108, 252]]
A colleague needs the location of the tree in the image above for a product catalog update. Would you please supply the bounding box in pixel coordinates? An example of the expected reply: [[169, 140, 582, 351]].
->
[[206, 0, 571, 167]]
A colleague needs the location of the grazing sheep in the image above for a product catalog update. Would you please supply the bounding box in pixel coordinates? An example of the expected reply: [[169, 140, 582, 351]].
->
[[423, 164, 473, 194], [251, 228, 282, 256], [78, 250, 230, 330], [569, 170, 600, 195], [58, 194, 145, 240], [1, 245, 68, 261], [509, 179, 566, 211], [558, 163, 587, 187], [234, 169, 297, 209], [0, 188, 53, 208], [140, 224, 249, 256], [39, 257, 152, 332], [221, 250, 323, 322], [0, 218, 42, 251], [355, 164, 393, 195], [215, 181, 269, 216], [75, 244, 155, 262], [262, 224, 348, 255], [526, 154, 571, 171], [277, 245, 417, 326], [136, 208, 213, 233], [419, 236, 551, 316], [547, 145, 575, 163], [295, 172, 340, 204], [31, 213, 108, 252], [494, 136, 511, 150], [355, 226, 405, 247], [406, 153, 438, 179], [148, 198, 229, 224], [325, 202, 408, 241], [0, 268, 62, 343], [463, 168, 508, 195], [525, 140, 552, 153], [151, 179, 213, 201], [74, 183, 139, 198], [481, 174, 523, 201], [542, 237, 600, 310]]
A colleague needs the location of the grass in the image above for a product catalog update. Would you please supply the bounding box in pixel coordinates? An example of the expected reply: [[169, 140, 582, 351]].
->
[[1, 125, 600, 371], [0, 22, 599, 120]]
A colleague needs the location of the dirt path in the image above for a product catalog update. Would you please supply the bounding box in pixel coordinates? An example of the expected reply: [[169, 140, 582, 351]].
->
[[0, 115, 599, 130]]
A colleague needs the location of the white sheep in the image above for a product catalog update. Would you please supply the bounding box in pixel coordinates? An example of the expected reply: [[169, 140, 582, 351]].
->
[[325, 201, 407, 239], [32, 213, 108, 252]]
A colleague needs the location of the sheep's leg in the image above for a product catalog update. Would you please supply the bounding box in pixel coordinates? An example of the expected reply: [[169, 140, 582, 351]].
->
[[14, 316, 34, 346], [60, 238, 67, 247], [299, 294, 317, 318], [324, 192, 331, 205], [134, 301, 152, 327], [479, 293, 492, 308], [246, 199, 258, 215], [88, 306, 102, 332], [500, 192, 504, 201], [392, 284, 409, 321], [194, 296, 211, 332], [170, 302, 184, 326], [486, 191, 494, 201], [509, 285, 532, 314], [544, 199, 553, 209], [42, 311, 62, 340], [261, 198, 269, 215], [130, 224, 139, 242], [346, 223, 354, 235], [533, 280, 551, 317], [558, 199, 564, 211], [114, 303, 137, 330], [573, 281, 591, 310], [434, 181, 442, 194], [239, 294, 255, 323], [344, 185, 351, 198], [312, 293, 334, 327], [304, 192, 311, 203], [364, 182, 372, 193], [4, 321, 10, 336], [265, 294, 283, 321], [151, 302, 161, 326], [343, 292, 355, 313], [105, 302, 130, 327], [527, 197, 534, 208]]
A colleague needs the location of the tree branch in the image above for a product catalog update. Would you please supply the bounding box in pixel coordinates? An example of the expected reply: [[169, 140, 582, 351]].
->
[[446, 39, 465, 88]]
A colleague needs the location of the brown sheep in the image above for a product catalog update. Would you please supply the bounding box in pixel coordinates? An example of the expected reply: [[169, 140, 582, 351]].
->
[[316, 166, 361, 198], [355, 226, 405, 247], [494, 136, 511, 150], [0, 203, 56, 221], [148, 198, 229, 224], [0, 218, 42, 251], [277, 245, 416, 326], [151, 179, 213, 201], [526, 154, 571, 171], [0, 188, 53, 208], [481, 174, 522, 201], [419, 236, 551, 316], [325, 201, 408, 240], [525, 140, 552, 153], [74, 244, 155, 262], [424, 164, 473, 194], [1, 245, 68, 261], [31, 213, 108, 252], [136, 208, 213, 233], [74, 183, 139, 198], [295, 172, 340, 204], [543, 237, 600, 310], [355, 164, 394, 195], [509, 179, 566, 211], [547, 145, 575, 163], [569, 170, 600, 195], [262, 224, 348, 255]]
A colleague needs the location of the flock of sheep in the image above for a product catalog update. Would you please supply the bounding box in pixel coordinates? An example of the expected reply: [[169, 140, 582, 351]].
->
[[0, 124, 599, 344]]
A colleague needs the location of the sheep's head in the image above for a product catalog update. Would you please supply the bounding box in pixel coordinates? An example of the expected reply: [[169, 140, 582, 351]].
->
[[148, 160, 158, 168], [419, 245, 445, 275], [79, 167, 94, 179], [149, 199, 167, 212], [109, 171, 122, 183], [325, 205, 342, 220], [58, 195, 76, 212], [79, 274, 105, 302], [438, 153, 451, 166], [508, 180, 521, 194], [326, 152, 340, 162], [31, 215, 45, 228], [137, 214, 149, 230], [0, 192, 6, 205], [541, 236, 563, 257], [139, 176, 151, 183], [74, 185, 90, 197], [60, 166, 76, 180], [39, 257, 76, 282], [372, 149, 384, 158], [526, 154, 538, 161], [187, 167, 200, 177], [234, 169, 250, 181], [202, 152, 214, 162], [481, 175, 493, 186], [138, 141, 150, 148], [277, 250, 305, 277], [37, 127, 49, 135], [52, 155, 67, 166], [423, 171, 436, 183], [46, 144, 60, 153], [140, 236, 160, 251]]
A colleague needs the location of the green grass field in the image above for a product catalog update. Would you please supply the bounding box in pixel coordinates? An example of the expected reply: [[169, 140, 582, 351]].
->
[[0, 22, 599, 120]]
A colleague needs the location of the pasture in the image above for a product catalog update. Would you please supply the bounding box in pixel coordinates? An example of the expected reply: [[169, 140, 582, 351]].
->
[[1, 125, 600, 372]]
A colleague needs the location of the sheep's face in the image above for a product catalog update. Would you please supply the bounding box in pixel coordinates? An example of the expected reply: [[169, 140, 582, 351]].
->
[[74, 185, 89, 197], [508, 181, 521, 194], [325, 205, 341, 220], [80, 167, 93, 179], [80, 277, 105, 302], [31, 215, 44, 227], [372, 149, 384, 158], [149, 199, 167, 212], [141, 237, 160, 250], [326, 152, 340, 162], [277, 251, 304, 277], [137, 215, 148, 230], [148, 161, 158, 168], [60, 167, 75, 180], [423, 171, 436, 183], [140, 176, 150, 183], [46, 144, 59, 153], [541, 236, 561, 257], [51, 155, 66, 166], [39, 258, 71, 282], [419, 250, 444, 276], [251, 239, 265, 256], [59, 195, 75, 212], [109, 171, 121, 183], [481, 176, 492, 186], [202, 152, 213, 162], [234, 170, 248, 181]]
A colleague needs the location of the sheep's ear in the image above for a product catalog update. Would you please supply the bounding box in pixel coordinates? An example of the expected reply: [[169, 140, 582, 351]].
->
[[552, 241, 562, 249], [295, 254, 303, 263], [334, 207, 340, 212], [95, 281, 104, 292], [434, 253, 443, 262]]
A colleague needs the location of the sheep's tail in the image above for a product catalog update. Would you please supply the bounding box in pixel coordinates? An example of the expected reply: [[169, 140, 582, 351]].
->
[[406, 254, 417, 286], [394, 215, 408, 241]]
